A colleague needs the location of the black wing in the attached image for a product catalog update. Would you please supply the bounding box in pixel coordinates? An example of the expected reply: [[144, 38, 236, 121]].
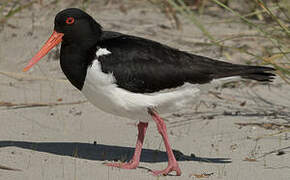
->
[[98, 31, 275, 93]]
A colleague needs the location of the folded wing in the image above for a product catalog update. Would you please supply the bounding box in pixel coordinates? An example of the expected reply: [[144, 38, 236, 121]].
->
[[97, 31, 275, 93]]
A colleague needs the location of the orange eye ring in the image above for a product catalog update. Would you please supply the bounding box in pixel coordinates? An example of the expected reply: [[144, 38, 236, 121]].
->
[[66, 17, 75, 25]]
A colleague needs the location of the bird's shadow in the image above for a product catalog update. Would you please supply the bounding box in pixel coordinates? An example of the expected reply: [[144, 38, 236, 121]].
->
[[0, 141, 231, 164]]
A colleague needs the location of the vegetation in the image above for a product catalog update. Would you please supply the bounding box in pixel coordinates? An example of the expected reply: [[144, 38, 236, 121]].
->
[[153, 0, 290, 82]]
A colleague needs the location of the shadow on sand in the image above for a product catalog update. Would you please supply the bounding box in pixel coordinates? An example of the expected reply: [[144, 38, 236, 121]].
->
[[0, 141, 231, 164]]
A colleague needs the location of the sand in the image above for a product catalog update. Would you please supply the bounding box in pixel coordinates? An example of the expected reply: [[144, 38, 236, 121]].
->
[[0, 1, 289, 179]]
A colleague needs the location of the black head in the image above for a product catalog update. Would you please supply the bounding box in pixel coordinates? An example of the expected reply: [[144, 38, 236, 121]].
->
[[23, 8, 102, 72], [54, 8, 102, 45]]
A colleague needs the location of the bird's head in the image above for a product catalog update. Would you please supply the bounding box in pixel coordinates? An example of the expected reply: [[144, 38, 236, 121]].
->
[[23, 8, 102, 72]]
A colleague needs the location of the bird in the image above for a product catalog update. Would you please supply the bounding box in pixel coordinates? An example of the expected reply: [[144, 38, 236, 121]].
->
[[23, 8, 275, 176]]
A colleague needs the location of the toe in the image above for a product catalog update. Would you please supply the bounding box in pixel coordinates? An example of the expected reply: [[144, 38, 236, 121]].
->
[[151, 164, 181, 176], [105, 162, 122, 168], [104, 162, 138, 169]]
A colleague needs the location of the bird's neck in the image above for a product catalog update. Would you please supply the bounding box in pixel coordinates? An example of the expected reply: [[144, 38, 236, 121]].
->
[[60, 42, 97, 90]]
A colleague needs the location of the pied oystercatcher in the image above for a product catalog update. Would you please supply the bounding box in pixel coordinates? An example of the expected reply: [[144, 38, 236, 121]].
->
[[24, 8, 275, 176]]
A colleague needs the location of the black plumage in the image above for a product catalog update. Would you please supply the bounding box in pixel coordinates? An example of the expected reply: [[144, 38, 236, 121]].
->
[[97, 31, 275, 93]]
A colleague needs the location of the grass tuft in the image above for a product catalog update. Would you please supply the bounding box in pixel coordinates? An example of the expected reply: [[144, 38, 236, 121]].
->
[[164, 0, 290, 82]]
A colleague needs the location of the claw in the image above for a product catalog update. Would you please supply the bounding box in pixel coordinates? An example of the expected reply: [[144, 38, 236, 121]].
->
[[151, 162, 181, 176], [105, 161, 138, 169]]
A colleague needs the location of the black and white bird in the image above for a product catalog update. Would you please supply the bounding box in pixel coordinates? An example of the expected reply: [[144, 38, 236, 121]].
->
[[24, 8, 275, 176]]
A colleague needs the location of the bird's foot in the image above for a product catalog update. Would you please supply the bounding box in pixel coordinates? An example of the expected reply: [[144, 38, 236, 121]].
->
[[105, 161, 138, 169], [151, 162, 181, 176]]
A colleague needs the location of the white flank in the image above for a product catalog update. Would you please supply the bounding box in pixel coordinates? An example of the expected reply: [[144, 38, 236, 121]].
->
[[96, 48, 111, 57], [82, 56, 242, 122]]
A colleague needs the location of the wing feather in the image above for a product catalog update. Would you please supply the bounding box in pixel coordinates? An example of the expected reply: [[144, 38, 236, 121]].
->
[[97, 31, 275, 93]]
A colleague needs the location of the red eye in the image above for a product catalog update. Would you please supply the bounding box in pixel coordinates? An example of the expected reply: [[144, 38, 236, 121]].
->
[[66, 17, 75, 25]]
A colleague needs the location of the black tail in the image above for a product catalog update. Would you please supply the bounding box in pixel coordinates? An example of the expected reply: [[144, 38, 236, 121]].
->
[[239, 66, 275, 82], [215, 65, 276, 82]]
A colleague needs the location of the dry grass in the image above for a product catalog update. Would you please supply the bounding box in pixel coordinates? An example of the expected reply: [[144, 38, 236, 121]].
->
[[162, 0, 290, 82]]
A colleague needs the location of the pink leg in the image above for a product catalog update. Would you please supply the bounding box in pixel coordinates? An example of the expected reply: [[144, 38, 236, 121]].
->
[[148, 108, 181, 176], [105, 122, 148, 169]]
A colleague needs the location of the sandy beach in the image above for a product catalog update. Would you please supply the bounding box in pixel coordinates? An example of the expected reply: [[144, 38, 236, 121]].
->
[[0, 1, 289, 179]]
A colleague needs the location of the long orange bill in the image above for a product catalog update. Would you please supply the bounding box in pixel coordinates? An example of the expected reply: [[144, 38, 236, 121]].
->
[[23, 31, 64, 72]]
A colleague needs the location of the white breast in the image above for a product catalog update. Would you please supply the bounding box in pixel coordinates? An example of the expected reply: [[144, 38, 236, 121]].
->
[[81, 59, 153, 121]]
